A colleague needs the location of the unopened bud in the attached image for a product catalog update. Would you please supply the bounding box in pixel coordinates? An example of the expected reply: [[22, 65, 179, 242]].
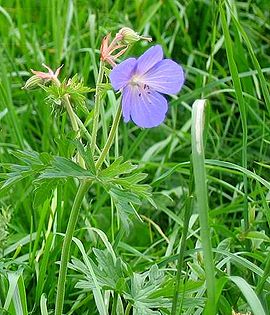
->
[[22, 75, 43, 90], [117, 27, 152, 45]]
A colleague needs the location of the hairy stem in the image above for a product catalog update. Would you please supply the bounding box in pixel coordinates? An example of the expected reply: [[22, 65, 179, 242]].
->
[[54, 78, 87, 314], [91, 62, 105, 153], [55, 180, 91, 315], [63, 95, 80, 135], [95, 103, 122, 170]]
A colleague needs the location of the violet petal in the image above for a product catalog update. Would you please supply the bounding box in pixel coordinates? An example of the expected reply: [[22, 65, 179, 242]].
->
[[109, 57, 136, 90], [136, 45, 163, 75], [143, 59, 185, 95], [129, 87, 168, 128]]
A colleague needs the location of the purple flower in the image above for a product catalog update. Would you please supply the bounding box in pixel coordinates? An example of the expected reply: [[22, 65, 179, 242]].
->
[[109, 45, 184, 128]]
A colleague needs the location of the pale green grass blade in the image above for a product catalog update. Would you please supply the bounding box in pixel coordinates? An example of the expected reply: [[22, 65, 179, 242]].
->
[[191, 99, 216, 314], [229, 276, 266, 315], [205, 160, 270, 190], [3, 268, 25, 314], [40, 293, 49, 315], [11, 274, 28, 315]]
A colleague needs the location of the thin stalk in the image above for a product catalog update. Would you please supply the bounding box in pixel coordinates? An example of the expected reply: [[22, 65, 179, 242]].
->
[[256, 253, 270, 294], [61, 95, 85, 167], [53, 76, 80, 144], [191, 99, 216, 314], [55, 180, 91, 315], [63, 95, 80, 135], [124, 303, 132, 315], [54, 60, 120, 314], [53, 76, 79, 135], [111, 292, 118, 315], [95, 103, 122, 170], [54, 78, 87, 314], [220, 3, 249, 235], [171, 163, 193, 314], [91, 61, 105, 153]]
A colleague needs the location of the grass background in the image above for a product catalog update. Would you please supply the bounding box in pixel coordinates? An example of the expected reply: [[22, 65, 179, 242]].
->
[[0, 0, 270, 314]]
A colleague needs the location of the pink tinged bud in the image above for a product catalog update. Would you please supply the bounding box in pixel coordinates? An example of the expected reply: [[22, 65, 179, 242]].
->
[[100, 28, 152, 67], [100, 33, 128, 67], [30, 63, 63, 81], [22, 75, 43, 90]]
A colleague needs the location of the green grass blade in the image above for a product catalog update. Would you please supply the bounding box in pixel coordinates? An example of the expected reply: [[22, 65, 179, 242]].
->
[[229, 276, 266, 315], [191, 99, 216, 314], [220, 3, 249, 233], [226, 1, 270, 114], [40, 294, 49, 315]]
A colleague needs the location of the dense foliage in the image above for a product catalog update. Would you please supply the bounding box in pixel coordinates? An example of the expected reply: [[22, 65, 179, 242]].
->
[[0, 1, 270, 314]]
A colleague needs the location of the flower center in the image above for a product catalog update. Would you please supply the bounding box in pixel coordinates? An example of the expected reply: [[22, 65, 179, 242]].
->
[[129, 75, 150, 93], [130, 74, 142, 86]]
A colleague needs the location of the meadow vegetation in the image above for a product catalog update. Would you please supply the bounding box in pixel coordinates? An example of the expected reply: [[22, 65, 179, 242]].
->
[[0, 0, 270, 314]]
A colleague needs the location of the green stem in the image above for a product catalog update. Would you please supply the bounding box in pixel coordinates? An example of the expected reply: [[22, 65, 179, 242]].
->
[[111, 292, 118, 315], [53, 80, 88, 314], [63, 95, 79, 134], [256, 253, 270, 294], [54, 61, 120, 314], [191, 99, 216, 314], [124, 303, 132, 315], [53, 76, 79, 137], [95, 103, 122, 170], [62, 94, 88, 168], [55, 180, 91, 315], [171, 163, 193, 314], [74, 112, 100, 152], [91, 61, 105, 153]]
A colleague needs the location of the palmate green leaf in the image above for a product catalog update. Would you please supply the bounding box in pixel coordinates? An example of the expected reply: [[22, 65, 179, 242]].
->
[[70, 245, 129, 314], [114, 174, 151, 199], [1, 149, 94, 196], [0, 150, 50, 190], [1, 150, 95, 200], [97, 156, 153, 229], [71, 250, 170, 314], [98, 156, 137, 178], [124, 265, 170, 315], [38, 156, 94, 180], [98, 156, 152, 204], [73, 248, 128, 292], [109, 187, 142, 230], [71, 250, 129, 313]]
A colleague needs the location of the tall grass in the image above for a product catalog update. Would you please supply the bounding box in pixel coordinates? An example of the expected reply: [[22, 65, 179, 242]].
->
[[0, 0, 270, 314]]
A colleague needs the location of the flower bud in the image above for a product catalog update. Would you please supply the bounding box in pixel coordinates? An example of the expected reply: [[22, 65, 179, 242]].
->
[[117, 27, 152, 45], [22, 75, 43, 90]]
